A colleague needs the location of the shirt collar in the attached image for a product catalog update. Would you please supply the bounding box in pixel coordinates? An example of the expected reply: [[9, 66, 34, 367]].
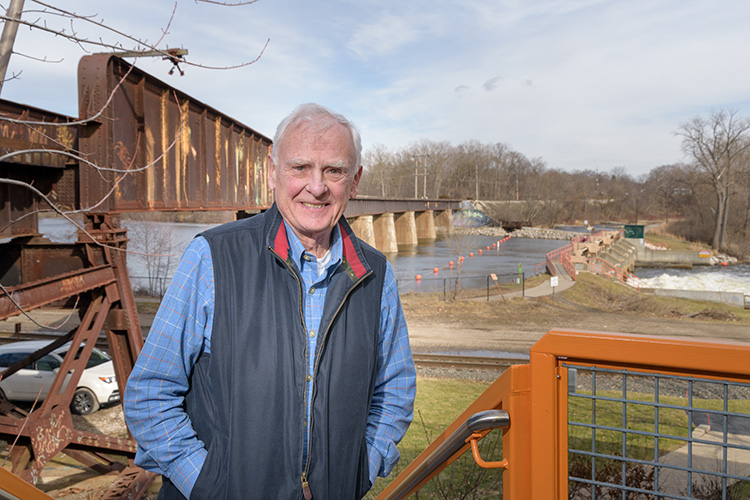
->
[[283, 221, 343, 275]]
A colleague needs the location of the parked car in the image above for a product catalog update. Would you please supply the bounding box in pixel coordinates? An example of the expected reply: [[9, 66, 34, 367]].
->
[[0, 340, 118, 415]]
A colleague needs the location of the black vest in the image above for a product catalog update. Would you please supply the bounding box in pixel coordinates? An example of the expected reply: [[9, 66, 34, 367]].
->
[[159, 205, 386, 500]]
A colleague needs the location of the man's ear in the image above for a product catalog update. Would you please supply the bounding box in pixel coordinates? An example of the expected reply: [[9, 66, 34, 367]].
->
[[268, 154, 277, 191], [350, 165, 363, 199]]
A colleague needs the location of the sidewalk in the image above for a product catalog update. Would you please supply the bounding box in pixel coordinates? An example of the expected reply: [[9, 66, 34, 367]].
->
[[489, 262, 576, 301]]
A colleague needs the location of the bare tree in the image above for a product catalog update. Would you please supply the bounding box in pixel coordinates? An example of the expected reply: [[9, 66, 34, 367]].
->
[[676, 109, 750, 250], [0, 1, 269, 93], [125, 215, 177, 297]]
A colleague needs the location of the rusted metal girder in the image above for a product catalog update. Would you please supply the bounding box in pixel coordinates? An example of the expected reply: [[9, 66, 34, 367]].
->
[[0, 99, 78, 241], [77, 54, 273, 213], [344, 197, 462, 217], [0, 213, 152, 498], [0, 265, 116, 321]]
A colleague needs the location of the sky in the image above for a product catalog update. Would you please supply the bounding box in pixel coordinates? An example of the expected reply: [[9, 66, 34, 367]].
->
[[2, 0, 750, 177]]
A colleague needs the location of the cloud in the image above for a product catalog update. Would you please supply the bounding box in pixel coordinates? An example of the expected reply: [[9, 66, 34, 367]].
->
[[347, 14, 420, 60], [483, 76, 504, 92]]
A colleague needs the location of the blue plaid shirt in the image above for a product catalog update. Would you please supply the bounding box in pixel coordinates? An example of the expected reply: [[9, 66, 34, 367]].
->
[[124, 224, 415, 498]]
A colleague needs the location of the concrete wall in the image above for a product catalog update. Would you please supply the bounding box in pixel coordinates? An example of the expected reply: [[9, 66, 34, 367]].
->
[[628, 239, 713, 267], [649, 288, 748, 309]]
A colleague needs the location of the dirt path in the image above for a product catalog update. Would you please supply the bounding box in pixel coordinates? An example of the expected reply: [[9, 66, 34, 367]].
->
[[408, 312, 750, 354]]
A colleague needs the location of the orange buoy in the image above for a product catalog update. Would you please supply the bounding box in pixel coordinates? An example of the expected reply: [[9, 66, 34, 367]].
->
[[415, 274, 422, 281], [478, 249, 483, 255], [449, 261, 454, 268], [469, 252, 474, 258], [492, 243, 496, 248], [433, 267, 439, 274], [721, 262, 728, 266], [459, 256, 464, 262], [486, 245, 490, 250]]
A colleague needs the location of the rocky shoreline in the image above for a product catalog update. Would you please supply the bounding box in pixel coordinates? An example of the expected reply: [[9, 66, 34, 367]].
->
[[455, 225, 586, 240]]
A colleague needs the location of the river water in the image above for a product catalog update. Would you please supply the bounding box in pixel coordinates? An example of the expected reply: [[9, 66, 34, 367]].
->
[[36, 218, 750, 295]]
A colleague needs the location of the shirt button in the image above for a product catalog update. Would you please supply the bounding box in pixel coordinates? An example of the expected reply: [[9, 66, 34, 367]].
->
[[305, 375, 312, 382], [303, 254, 311, 261], [309, 330, 316, 338], [309, 287, 315, 294]]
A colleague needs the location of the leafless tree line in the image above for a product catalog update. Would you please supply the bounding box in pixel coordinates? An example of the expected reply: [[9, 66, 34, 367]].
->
[[358, 110, 750, 257]]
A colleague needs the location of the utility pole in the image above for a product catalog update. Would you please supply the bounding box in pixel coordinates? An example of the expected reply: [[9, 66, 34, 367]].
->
[[0, 0, 25, 96], [475, 163, 479, 200], [412, 154, 429, 199]]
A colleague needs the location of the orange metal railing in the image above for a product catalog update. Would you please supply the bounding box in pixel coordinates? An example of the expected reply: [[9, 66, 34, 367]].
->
[[378, 330, 750, 499], [540, 243, 576, 280], [588, 257, 648, 289], [0, 467, 55, 500]]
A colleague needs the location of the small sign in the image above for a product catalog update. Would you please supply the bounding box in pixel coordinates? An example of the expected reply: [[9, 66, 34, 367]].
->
[[699, 251, 711, 258], [490, 273, 498, 281], [550, 276, 559, 288]]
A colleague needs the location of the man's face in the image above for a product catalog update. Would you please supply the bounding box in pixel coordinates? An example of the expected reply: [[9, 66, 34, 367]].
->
[[269, 121, 362, 253]]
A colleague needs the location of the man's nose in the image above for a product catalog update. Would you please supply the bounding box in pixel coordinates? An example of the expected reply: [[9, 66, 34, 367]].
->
[[306, 169, 328, 196]]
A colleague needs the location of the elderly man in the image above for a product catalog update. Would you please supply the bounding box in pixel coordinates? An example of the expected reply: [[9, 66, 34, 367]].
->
[[124, 103, 416, 500]]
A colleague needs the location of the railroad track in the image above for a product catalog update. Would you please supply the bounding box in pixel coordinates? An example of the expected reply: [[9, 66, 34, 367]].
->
[[1, 334, 529, 372], [413, 353, 528, 371]]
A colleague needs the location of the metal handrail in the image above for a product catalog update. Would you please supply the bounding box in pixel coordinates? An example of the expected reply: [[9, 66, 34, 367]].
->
[[379, 409, 510, 500], [588, 257, 647, 289]]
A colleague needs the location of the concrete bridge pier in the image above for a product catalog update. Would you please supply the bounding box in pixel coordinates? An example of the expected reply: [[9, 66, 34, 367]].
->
[[348, 209, 453, 254], [348, 215, 376, 248], [435, 209, 454, 238], [395, 212, 418, 247], [373, 213, 399, 253], [415, 210, 436, 242]]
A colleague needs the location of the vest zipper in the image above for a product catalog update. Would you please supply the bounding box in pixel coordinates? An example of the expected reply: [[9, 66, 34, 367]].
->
[[301, 269, 372, 493], [272, 245, 373, 497], [270, 247, 311, 498]]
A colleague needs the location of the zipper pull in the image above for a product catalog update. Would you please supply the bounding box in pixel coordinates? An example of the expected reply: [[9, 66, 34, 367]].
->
[[302, 476, 313, 500]]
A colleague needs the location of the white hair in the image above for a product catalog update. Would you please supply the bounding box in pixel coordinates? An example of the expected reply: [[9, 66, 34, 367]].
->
[[271, 103, 362, 168]]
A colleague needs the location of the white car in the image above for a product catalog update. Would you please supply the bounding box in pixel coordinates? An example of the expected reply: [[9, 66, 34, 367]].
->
[[0, 340, 119, 415]]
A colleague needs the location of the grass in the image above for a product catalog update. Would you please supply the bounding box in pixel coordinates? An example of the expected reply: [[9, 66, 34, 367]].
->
[[566, 273, 750, 322], [644, 232, 709, 252], [365, 377, 501, 499], [401, 271, 750, 329]]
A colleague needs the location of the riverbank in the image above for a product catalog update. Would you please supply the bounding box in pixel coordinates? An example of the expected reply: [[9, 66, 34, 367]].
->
[[404, 272, 750, 356], [455, 225, 586, 240]]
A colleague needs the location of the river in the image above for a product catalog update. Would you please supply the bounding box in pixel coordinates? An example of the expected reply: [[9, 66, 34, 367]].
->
[[36, 218, 749, 295]]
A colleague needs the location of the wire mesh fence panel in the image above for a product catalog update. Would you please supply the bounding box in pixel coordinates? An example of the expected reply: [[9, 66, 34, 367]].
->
[[567, 364, 750, 499]]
